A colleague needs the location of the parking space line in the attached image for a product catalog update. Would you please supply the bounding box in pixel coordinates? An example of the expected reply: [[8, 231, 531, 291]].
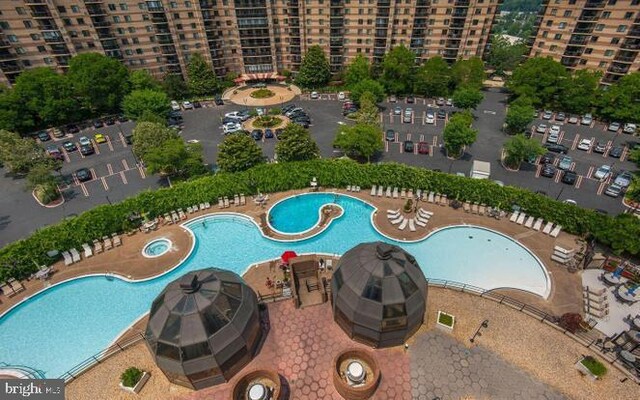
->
[[411, 113, 414, 124], [399, 142, 403, 154], [603, 140, 612, 157], [597, 181, 606, 195], [406, 133, 412, 141], [90, 168, 97, 180], [575, 175, 583, 189], [120, 170, 128, 184], [106, 136, 114, 152], [79, 144, 86, 159], [571, 134, 580, 150], [570, 162, 576, 171], [432, 136, 438, 147], [588, 136, 595, 154], [62, 149, 71, 163], [554, 170, 562, 183], [385, 140, 389, 152], [107, 163, 113, 175], [80, 183, 89, 197], [586, 166, 594, 179], [380, 113, 384, 123], [541, 131, 548, 143], [621, 146, 629, 162], [419, 134, 425, 142], [535, 164, 542, 178], [101, 176, 108, 191], [558, 130, 565, 144], [119, 130, 128, 148], [122, 159, 129, 170], [72, 175, 80, 186], [138, 164, 146, 179], [93, 140, 101, 155], [421, 111, 426, 125], [552, 158, 559, 166], [590, 121, 595, 129]]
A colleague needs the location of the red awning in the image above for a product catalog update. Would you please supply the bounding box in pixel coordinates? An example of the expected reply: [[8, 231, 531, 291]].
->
[[281, 251, 298, 264]]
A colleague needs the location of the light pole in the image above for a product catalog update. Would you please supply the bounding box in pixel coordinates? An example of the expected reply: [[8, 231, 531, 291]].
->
[[469, 320, 489, 343]]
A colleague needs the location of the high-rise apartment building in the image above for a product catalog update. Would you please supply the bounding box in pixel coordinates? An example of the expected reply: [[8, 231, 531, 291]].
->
[[528, 0, 640, 84], [0, 0, 502, 86]]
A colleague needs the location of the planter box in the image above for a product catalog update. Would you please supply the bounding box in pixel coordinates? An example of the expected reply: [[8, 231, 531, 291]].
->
[[574, 359, 601, 381], [436, 311, 455, 332], [119, 371, 150, 394]]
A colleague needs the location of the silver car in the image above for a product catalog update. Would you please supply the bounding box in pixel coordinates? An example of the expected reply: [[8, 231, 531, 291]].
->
[[581, 113, 593, 125], [608, 122, 620, 132], [614, 171, 633, 188], [605, 184, 623, 197], [536, 124, 548, 133]]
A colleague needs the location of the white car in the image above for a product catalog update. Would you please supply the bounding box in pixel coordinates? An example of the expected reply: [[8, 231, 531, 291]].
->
[[78, 136, 92, 146], [623, 123, 637, 134], [549, 125, 561, 135], [577, 138, 593, 151], [546, 132, 559, 144], [255, 107, 265, 116], [581, 113, 593, 125], [310, 91, 319, 99], [224, 111, 249, 121], [594, 165, 612, 180], [536, 124, 547, 133], [170, 100, 180, 111], [182, 101, 193, 110], [338, 92, 346, 101], [425, 114, 435, 124], [222, 122, 242, 134], [445, 98, 453, 106]]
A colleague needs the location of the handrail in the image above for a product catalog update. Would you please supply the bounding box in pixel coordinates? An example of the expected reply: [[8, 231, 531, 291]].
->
[[0, 362, 47, 379]]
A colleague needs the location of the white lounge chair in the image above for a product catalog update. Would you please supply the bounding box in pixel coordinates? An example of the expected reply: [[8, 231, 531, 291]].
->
[[398, 218, 408, 230], [370, 185, 377, 196], [533, 218, 543, 231], [418, 208, 433, 217], [509, 211, 520, 222], [386, 186, 392, 197], [103, 237, 113, 250], [409, 218, 416, 232], [524, 216, 534, 228], [218, 198, 224, 208], [93, 239, 103, 254], [234, 195, 240, 206], [516, 213, 526, 225], [434, 193, 441, 204], [82, 243, 93, 258], [542, 222, 554, 234], [377, 186, 383, 197], [440, 194, 448, 206], [204, 202, 211, 209], [471, 203, 478, 214], [387, 209, 401, 217], [400, 188, 406, 198], [463, 202, 471, 212], [192, 204, 200, 212], [172, 212, 180, 223], [70, 248, 81, 263], [112, 233, 122, 247], [224, 197, 230, 208], [356, 186, 361, 192], [62, 251, 73, 266], [416, 189, 422, 200], [550, 225, 562, 237], [347, 185, 352, 192], [415, 217, 427, 227], [393, 187, 399, 198], [200, 203, 206, 210], [240, 194, 246, 206], [428, 192, 435, 203], [178, 209, 187, 219], [390, 215, 404, 225]]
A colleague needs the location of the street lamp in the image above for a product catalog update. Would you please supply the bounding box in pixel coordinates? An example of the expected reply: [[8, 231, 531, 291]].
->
[[469, 320, 489, 343]]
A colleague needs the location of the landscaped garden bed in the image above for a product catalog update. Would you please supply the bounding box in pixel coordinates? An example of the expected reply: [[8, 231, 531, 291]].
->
[[575, 356, 607, 381], [250, 88, 275, 99], [119, 367, 150, 394], [436, 311, 455, 332]]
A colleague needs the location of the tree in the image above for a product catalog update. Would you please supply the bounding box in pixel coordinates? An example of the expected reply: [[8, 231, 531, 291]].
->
[[505, 96, 535, 134], [186, 53, 219, 97], [503, 134, 546, 169], [414, 57, 451, 98], [333, 123, 383, 162], [296, 45, 331, 88], [452, 87, 484, 110], [380, 45, 416, 95], [68, 53, 130, 114], [442, 111, 477, 158], [560, 69, 601, 115], [217, 133, 265, 172], [144, 137, 205, 178], [344, 54, 371, 87], [348, 79, 385, 104], [27, 162, 60, 204], [138, 110, 167, 126], [0, 130, 49, 174], [597, 72, 640, 123], [355, 91, 380, 126], [451, 57, 485, 90], [275, 124, 320, 162], [132, 122, 179, 160], [486, 36, 528, 76], [507, 57, 569, 108], [122, 89, 170, 121], [0, 89, 30, 134], [630, 147, 640, 168], [162, 73, 190, 100], [129, 70, 162, 91]]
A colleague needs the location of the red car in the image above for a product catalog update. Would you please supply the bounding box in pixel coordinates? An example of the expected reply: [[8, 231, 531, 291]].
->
[[418, 142, 429, 154]]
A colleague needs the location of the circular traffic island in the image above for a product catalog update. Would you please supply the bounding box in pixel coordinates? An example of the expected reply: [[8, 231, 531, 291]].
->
[[332, 349, 380, 400], [243, 115, 290, 131], [225, 84, 300, 106], [249, 88, 275, 99]]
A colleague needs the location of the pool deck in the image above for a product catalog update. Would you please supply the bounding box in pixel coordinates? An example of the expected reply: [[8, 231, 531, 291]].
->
[[0, 188, 582, 318]]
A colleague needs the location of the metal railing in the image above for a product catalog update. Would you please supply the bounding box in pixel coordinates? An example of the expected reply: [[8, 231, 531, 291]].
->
[[0, 362, 46, 379]]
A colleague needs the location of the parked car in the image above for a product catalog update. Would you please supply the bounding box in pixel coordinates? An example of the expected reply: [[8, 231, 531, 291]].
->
[[171, 100, 180, 111], [94, 133, 107, 144], [609, 146, 624, 158], [222, 116, 239, 124], [282, 104, 297, 113], [338, 92, 346, 101], [80, 144, 94, 156], [594, 165, 612, 180], [275, 128, 284, 139], [425, 113, 435, 124], [567, 115, 579, 124], [103, 117, 116, 126], [436, 97, 445, 106], [169, 110, 183, 120], [192, 101, 202, 108], [406, 96, 415, 104], [556, 112, 566, 122], [214, 96, 224, 106], [251, 129, 263, 140], [536, 124, 548, 134], [445, 98, 453, 106], [403, 140, 414, 153], [608, 122, 620, 132], [37, 131, 51, 142], [92, 120, 103, 128], [293, 120, 309, 128], [310, 91, 319, 99], [593, 142, 607, 154], [418, 142, 429, 154], [78, 136, 92, 146], [45, 145, 64, 161], [540, 153, 555, 164], [546, 132, 560, 144], [614, 171, 633, 188], [62, 141, 77, 152], [285, 107, 304, 117], [264, 128, 274, 139], [581, 113, 593, 125], [225, 111, 250, 121], [563, 199, 578, 206], [544, 143, 569, 154], [116, 114, 129, 123], [124, 133, 133, 145], [222, 122, 242, 134], [75, 168, 92, 182], [577, 138, 593, 151], [65, 124, 80, 134], [389, 95, 397, 103], [437, 109, 447, 119], [549, 125, 561, 135], [558, 156, 573, 170], [342, 106, 358, 116], [561, 170, 577, 185], [542, 110, 553, 120], [605, 184, 623, 197], [540, 164, 556, 178], [623, 123, 637, 134], [394, 106, 402, 115], [385, 129, 396, 141]]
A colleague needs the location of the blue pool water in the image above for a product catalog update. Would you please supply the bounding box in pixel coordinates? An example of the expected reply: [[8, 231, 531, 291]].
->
[[268, 193, 341, 233], [143, 238, 170, 257], [0, 193, 549, 378]]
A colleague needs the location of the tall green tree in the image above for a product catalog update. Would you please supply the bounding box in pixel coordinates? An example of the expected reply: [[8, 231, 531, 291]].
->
[[296, 45, 331, 88], [380, 45, 416, 95], [275, 124, 320, 162], [486, 36, 527, 76], [442, 111, 477, 158], [452, 87, 484, 110], [144, 137, 205, 178], [186, 53, 219, 97], [333, 123, 383, 162], [122, 89, 170, 121], [348, 79, 385, 104], [507, 57, 569, 108], [0, 130, 49, 174], [129, 70, 162, 91], [414, 56, 451, 98], [355, 91, 380, 126], [505, 96, 535, 134], [217, 133, 265, 172], [503, 134, 546, 169], [132, 122, 179, 160], [162, 73, 190, 100], [0, 89, 30, 134], [560, 69, 601, 115], [451, 57, 485, 90], [597, 72, 640, 123], [344, 54, 371, 87], [68, 53, 130, 114]]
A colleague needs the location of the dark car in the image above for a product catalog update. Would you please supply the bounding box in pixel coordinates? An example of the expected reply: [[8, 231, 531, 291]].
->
[[124, 133, 133, 145], [294, 120, 309, 128], [92, 120, 103, 128], [65, 124, 80, 134], [561, 170, 577, 185], [593, 142, 607, 154], [437, 109, 446, 119], [540, 153, 555, 164], [282, 104, 297, 113], [117, 114, 129, 123], [37, 131, 51, 142], [385, 129, 396, 141], [540, 164, 556, 178], [418, 142, 429, 154], [45, 145, 64, 161], [222, 116, 240, 124], [291, 114, 311, 123], [289, 111, 309, 119], [62, 141, 77, 152], [103, 117, 115, 125], [264, 128, 274, 138], [275, 128, 284, 139], [609, 146, 623, 158], [214, 96, 224, 106], [403, 140, 414, 153], [80, 144, 94, 156], [406, 96, 415, 104], [169, 110, 183, 120], [75, 168, 92, 182], [543, 143, 569, 154], [193, 101, 202, 108], [343, 106, 358, 116], [251, 129, 262, 140]]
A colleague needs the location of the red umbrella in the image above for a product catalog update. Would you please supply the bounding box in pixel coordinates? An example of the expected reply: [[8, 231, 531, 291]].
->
[[281, 250, 298, 264]]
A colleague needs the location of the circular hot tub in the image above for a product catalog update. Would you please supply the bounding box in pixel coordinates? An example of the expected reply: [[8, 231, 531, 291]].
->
[[142, 238, 172, 258]]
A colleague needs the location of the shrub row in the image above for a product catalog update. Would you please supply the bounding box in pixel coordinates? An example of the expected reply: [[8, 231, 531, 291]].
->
[[1, 159, 638, 281]]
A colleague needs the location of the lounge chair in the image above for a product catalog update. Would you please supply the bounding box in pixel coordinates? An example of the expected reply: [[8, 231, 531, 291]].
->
[[93, 239, 103, 254], [347, 185, 352, 192], [62, 251, 73, 266], [218, 198, 224, 208], [409, 218, 416, 232], [434, 193, 441, 204], [400, 188, 406, 198], [179, 209, 187, 220], [386, 186, 392, 197], [387, 209, 401, 217], [533, 218, 543, 231], [187, 206, 193, 214], [199, 203, 206, 210], [524, 216, 535, 228], [471, 203, 478, 214], [163, 213, 171, 225], [393, 187, 399, 198], [440, 194, 448, 206], [172, 212, 180, 223], [112, 233, 122, 247], [583, 286, 606, 296], [377, 186, 383, 197], [428, 192, 435, 203], [463, 202, 471, 212], [516, 213, 526, 225], [509, 211, 519, 222], [418, 208, 433, 218], [408, 189, 414, 199], [416, 189, 422, 200], [240, 194, 246, 206], [390, 215, 404, 225], [398, 218, 408, 230], [231, 195, 237, 206], [103, 236, 113, 250], [478, 204, 486, 215], [542, 222, 554, 234], [416, 217, 427, 227], [370, 185, 377, 196], [193, 204, 200, 212], [82, 243, 93, 258], [224, 197, 230, 208], [204, 202, 211, 209], [550, 225, 562, 237], [70, 248, 81, 262]]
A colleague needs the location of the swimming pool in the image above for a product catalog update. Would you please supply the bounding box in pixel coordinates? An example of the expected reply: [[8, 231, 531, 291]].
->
[[0, 193, 550, 378], [142, 238, 171, 258], [268, 193, 341, 234]]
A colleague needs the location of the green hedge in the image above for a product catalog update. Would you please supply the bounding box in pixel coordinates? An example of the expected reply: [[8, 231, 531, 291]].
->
[[1, 159, 638, 282]]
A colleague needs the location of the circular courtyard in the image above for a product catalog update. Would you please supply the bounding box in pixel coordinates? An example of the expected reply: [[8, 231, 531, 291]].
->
[[224, 83, 300, 106]]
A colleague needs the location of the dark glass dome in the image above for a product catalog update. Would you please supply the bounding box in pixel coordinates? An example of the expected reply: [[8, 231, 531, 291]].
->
[[331, 242, 428, 348], [145, 268, 263, 390]]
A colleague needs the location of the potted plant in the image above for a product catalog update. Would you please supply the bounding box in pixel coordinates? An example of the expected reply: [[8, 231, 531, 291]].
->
[[575, 356, 607, 381], [403, 199, 413, 213], [436, 311, 455, 332], [119, 367, 150, 394]]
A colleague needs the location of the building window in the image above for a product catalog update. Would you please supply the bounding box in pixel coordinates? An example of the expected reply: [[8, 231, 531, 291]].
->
[[554, 34, 562, 40], [120, 3, 128, 10], [584, 48, 592, 54], [7, 35, 18, 43], [559, 22, 566, 29], [125, 49, 133, 55], [563, 10, 571, 17], [598, 61, 607, 68], [88, 42, 95, 48], [174, 13, 180, 19], [604, 50, 614, 56], [23, 60, 31, 67], [77, 18, 85, 25], [133, 37, 139, 44], [136, 48, 143, 54], [82, 30, 90, 37], [602, 11, 611, 19], [611, 37, 619, 45], [616, 25, 627, 33], [0, 22, 10, 30], [128, 27, 136, 33], [124, 15, 132, 22], [113, 16, 121, 23], [23, 21, 32, 29], [37, 45, 46, 52], [57, 6, 67, 13], [545, 20, 552, 27], [108, 4, 117, 11], [16, 47, 25, 55], [16, 7, 26, 15], [63, 18, 72, 26], [71, 5, 80, 13], [595, 24, 604, 31], [117, 28, 125, 34], [122, 38, 129, 45], [624, 12, 634, 20], [170, 1, 178, 7], [185, 1, 192, 6], [44, 57, 53, 65]]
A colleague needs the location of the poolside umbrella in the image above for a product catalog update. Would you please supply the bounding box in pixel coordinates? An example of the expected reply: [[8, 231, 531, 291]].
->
[[613, 266, 624, 278], [627, 284, 639, 296], [281, 250, 298, 264]]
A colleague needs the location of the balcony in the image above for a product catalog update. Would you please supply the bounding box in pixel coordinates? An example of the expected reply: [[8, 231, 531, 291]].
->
[[628, 28, 640, 38], [83, 0, 105, 3], [601, 74, 621, 84], [44, 36, 65, 44], [377, 0, 390, 6], [0, 64, 22, 72], [0, 40, 11, 48], [621, 40, 640, 50], [452, 11, 467, 18], [92, 21, 111, 27], [151, 16, 168, 23], [563, 50, 583, 57], [442, 50, 458, 58], [584, 0, 605, 8], [0, 51, 18, 60], [561, 57, 579, 67], [573, 28, 593, 34], [86, 6, 106, 15], [568, 37, 588, 46], [51, 48, 70, 55], [450, 22, 465, 29], [25, 0, 46, 4], [455, 0, 470, 6], [330, 40, 343, 47], [445, 41, 459, 49], [577, 13, 599, 22], [147, 5, 165, 12], [614, 54, 636, 63], [330, 0, 343, 6], [31, 11, 53, 18], [608, 64, 630, 74]]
